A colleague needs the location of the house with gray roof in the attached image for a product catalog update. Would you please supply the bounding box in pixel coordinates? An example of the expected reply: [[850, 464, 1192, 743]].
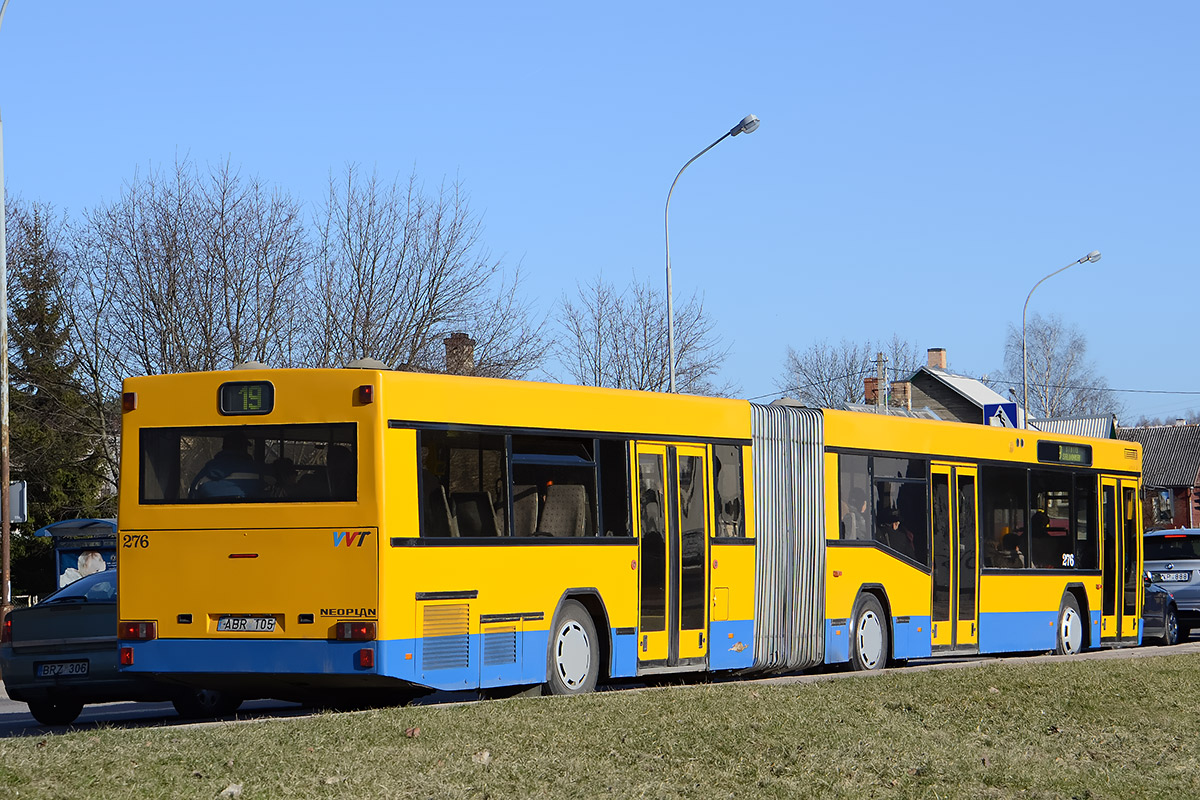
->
[[1117, 422, 1200, 529], [906, 348, 1023, 426]]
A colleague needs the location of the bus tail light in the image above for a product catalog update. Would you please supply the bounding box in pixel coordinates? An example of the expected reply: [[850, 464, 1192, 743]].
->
[[120, 646, 135, 666], [357, 385, 374, 404], [118, 620, 158, 641], [335, 621, 376, 641], [122, 392, 138, 412], [358, 648, 375, 668]]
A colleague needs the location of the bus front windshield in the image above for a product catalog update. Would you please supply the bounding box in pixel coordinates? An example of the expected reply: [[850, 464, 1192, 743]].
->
[[140, 423, 356, 504]]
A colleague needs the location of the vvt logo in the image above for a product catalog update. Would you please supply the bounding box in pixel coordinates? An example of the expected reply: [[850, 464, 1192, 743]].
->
[[333, 530, 373, 547]]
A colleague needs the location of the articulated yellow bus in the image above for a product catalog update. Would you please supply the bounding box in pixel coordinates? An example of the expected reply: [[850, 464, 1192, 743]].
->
[[115, 367, 1142, 702]]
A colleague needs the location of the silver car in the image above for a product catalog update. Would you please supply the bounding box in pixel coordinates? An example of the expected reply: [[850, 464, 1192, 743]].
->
[[1143, 529, 1200, 641]]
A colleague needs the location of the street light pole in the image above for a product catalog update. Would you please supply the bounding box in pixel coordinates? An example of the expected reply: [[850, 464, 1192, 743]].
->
[[664, 114, 759, 393], [0, 0, 12, 620], [1021, 250, 1101, 427]]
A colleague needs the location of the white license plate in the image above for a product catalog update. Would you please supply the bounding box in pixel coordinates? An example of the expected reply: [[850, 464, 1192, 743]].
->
[[216, 615, 276, 632], [37, 661, 89, 677], [1156, 572, 1190, 582]]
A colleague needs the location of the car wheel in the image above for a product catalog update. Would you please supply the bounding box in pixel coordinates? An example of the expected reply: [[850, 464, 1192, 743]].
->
[[544, 600, 599, 695], [1055, 594, 1084, 656], [849, 593, 889, 671], [1164, 606, 1180, 646], [28, 698, 84, 726], [173, 689, 243, 719]]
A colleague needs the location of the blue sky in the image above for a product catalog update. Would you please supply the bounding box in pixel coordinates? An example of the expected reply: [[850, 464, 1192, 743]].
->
[[2, 3, 1197, 421]]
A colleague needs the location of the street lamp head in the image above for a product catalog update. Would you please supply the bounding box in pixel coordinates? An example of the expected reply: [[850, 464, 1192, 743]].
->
[[730, 114, 760, 137], [1085, 250, 1101, 263]]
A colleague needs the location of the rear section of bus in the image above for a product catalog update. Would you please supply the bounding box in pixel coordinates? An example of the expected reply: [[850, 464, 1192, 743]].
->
[[116, 368, 391, 701]]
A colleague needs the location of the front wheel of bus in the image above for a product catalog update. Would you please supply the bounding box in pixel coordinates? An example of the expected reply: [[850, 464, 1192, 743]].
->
[[849, 594, 888, 672], [1055, 595, 1084, 656], [545, 600, 599, 695]]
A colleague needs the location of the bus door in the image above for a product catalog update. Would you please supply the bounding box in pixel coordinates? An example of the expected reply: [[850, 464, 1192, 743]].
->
[[930, 463, 979, 650], [634, 443, 710, 668], [1101, 477, 1141, 641]]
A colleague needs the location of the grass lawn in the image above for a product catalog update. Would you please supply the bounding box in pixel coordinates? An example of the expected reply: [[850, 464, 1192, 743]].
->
[[1, 653, 1198, 799]]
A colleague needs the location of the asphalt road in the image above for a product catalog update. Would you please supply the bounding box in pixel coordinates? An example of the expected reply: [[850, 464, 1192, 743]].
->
[[2, 640, 1196, 738]]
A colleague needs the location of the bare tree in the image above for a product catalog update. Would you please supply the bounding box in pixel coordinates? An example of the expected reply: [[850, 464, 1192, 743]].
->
[[1000, 312, 1123, 419], [778, 335, 922, 408], [66, 158, 310, 383], [555, 276, 731, 395], [307, 166, 546, 377]]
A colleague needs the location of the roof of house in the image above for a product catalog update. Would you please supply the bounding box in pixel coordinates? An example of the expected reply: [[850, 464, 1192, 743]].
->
[[909, 366, 1022, 422], [1030, 415, 1117, 439], [1117, 424, 1200, 488]]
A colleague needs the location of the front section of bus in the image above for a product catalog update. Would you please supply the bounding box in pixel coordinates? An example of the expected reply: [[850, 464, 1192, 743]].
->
[[116, 368, 388, 701]]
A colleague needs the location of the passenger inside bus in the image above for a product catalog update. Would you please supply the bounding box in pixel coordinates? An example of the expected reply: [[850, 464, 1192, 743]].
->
[[190, 433, 261, 499], [841, 488, 869, 540]]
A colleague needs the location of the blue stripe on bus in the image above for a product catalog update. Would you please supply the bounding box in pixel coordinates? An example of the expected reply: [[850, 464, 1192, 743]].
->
[[824, 619, 849, 664], [708, 620, 754, 671], [824, 615, 934, 665], [891, 616, 933, 660], [122, 625, 673, 693], [122, 638, 375, 675], [979, 610, 1058, 653]]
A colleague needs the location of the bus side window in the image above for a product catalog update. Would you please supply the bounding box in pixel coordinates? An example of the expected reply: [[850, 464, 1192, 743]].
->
[[419, 430, 507, 537], [712, 445, 744, 538], [838, 454, 870, 541]]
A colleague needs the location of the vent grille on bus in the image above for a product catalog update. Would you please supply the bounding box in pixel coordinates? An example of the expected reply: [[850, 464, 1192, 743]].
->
[[422, 604, 469, 671], [483, 626, 518, 666], [1124, 448, 1138, 460]]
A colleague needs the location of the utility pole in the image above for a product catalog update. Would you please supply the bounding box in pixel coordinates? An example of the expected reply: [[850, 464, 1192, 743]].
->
[[874, 352, 887, 413], [0, 0, 12, 620]]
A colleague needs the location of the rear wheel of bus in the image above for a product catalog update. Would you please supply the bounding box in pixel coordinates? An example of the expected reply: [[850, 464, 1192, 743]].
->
[[849, 594, 889, 672], [545, 600, 599, 695], [173, 688, 243, 719], [1054, 594, 1084, 656]]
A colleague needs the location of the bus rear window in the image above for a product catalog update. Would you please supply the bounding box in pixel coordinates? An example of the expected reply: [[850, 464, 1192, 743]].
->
[[140, 423, 357, 504]]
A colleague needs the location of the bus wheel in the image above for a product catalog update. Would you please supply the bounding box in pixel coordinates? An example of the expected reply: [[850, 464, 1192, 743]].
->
[[850, 594, 888, 671], [1055, 595, 1084, 656], [173, 689, 243, 719], [545, 600, 599, 695]]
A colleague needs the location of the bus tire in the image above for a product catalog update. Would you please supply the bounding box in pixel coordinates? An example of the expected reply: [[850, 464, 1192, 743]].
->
[[173, 688, 243, 719], [545, 600, 599, 695], [1055, 594, 1084, 656], [849, 594, 888, 672], [28, 697, 84, 726]]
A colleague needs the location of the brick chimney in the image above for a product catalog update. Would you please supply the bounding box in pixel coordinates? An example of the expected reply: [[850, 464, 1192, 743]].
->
[[864, 377, 879, 403], [890, 381, 912, 410], [444, 332, 476, 375], [927, 348, 947, 370]]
